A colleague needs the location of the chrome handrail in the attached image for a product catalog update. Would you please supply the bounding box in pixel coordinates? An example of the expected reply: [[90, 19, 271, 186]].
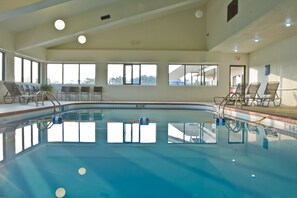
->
[[218, 93, 243, 116], [35, 91, 61, 114]]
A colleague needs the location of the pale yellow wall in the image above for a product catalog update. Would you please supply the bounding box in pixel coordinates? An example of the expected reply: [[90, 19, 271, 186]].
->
[[249, 34, 297, 106], [47, 49, 248, 102], [0, 29, 14, 51], [16, 48, 47, 61]]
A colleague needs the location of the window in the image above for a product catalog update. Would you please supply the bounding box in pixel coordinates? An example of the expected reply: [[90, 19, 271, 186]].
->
[[14, 56, 40, 83], [0, 133, 3, 161], [47, 63, 95, 84], [80, 64, 96, 84], [169, 64, 218, 86], [64, 64, 79, 84], [47, 64, 62, 84], [0, 51, 4, 81], [108, 63, 157, 85], [14, 57, 22, 82]]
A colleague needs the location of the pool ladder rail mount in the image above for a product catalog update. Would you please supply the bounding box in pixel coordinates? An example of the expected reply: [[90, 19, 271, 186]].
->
[[35, 91, 61, 114], [218, 93, 243, 116]]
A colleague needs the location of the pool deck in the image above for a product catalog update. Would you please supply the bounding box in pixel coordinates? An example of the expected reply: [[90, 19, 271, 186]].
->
[[0, 101, 297, 124]]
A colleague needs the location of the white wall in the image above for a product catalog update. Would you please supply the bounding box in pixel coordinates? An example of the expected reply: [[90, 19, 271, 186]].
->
[[249, 34, 297, 106]]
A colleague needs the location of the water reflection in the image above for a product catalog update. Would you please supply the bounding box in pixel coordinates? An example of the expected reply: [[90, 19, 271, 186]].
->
[[226, 120, 245, 144], [1, 109, 297, 197], [47, 122, 96, 143], [0, 109, 297, 164], [168, 123, 216, 143], [107, 122, 156, 143]]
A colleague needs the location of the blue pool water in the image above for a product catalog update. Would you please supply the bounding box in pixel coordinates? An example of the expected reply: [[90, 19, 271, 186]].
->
[[0, 108, 297, 198]]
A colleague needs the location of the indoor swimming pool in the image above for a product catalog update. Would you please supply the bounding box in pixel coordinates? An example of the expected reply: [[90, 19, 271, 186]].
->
[[0, 107, 297, 198]]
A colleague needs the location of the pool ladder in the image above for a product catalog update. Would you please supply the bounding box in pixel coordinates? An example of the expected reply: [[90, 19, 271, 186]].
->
[[218, 93, 243, 116], [35, 91, 61, 114]]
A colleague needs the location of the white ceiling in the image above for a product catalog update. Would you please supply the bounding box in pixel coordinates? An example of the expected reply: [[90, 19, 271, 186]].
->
[[0, 0, 297, 53]]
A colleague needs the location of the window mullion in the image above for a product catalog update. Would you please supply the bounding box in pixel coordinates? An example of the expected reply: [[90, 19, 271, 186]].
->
[[62, 64, 64, 84], [30, 60, 33, 83], [78, 64, 81, 84], [183, 65, 186, 86], [21, 58, 24, 82]]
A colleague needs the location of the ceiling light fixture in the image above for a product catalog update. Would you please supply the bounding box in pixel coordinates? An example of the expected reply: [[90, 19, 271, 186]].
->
[[78, 35, 87, 44], [195, 10, 203, 18], [54, 19, 65, 30], [285, 18, 292, 27], [234, 48, 238, 52], [254, 38, 260, 42]]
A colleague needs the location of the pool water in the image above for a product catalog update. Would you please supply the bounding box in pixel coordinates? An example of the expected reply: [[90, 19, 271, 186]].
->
[[0, 108, 297, 198]]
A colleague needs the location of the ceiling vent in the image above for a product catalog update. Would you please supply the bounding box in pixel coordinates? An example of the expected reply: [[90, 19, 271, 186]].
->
[[100, 14, 111, 21]]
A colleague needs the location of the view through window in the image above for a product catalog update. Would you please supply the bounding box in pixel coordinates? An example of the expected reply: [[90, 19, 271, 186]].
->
[[14, 56, 40, 83], [47, 63, 95, 84], [108, 64, 157, 85], [0, 51, 3, 81], [169, 64, 218, 86]]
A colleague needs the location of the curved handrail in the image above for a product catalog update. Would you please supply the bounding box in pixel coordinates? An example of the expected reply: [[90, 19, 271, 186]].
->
[[36, 91, 61, 114], [218, 93, 243, 116]]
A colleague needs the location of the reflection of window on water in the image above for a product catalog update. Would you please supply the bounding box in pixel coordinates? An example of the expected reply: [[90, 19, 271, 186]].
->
[[0, 133, 3, 161], [15, 124, 39, 154], [168, 123, 216, 144], [107, 122, 156, 143], [47, 122, 95, 143]]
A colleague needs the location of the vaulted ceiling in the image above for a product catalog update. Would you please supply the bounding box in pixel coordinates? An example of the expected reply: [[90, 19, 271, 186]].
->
[[0, 0, 208, 51], [1, 0, 297, 54]]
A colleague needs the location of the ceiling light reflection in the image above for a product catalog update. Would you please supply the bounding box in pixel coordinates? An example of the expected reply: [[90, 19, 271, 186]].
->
[[78, 167, 87, 175], [55, 187, 66, 198]]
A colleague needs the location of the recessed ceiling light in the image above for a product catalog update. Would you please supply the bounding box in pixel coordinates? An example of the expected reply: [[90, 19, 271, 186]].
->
[[254, 38, 260, 42], [234, 49, 238, 52], [78, 35, 87, 44], [54, 19, 65, 30], [285, 18, 292, 27]]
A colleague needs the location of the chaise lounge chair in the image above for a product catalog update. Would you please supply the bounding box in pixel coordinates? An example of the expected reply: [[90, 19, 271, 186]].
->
[[3, 81, 36, 104], [244, 82, 261, 106], [259, 81, 281, 107], [214, 83, 245, 105]]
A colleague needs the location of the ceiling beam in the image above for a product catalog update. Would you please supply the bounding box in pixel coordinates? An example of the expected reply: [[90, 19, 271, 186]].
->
[[0, 0, 71, 22]]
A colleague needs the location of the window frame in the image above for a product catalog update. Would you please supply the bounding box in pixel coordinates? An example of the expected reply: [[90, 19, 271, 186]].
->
[[46, 63, 96, 84], [0, 51, 4, 81], [14, 56, 40, 83], [123, 64, 141, 85], [107, 63, 157, 86], [168, 64, 218, 86]]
